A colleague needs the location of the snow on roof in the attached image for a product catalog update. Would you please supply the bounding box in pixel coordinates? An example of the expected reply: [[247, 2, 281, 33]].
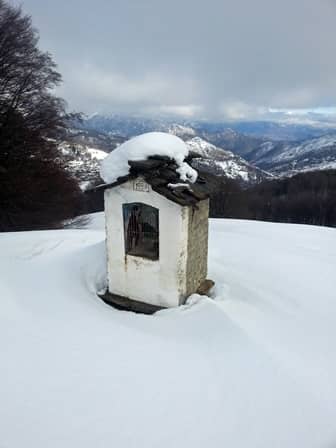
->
[[100, 132, 197, 184], [95, 155, 209, 207]]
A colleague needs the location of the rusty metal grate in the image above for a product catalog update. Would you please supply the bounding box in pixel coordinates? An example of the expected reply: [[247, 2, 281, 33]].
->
[[123, 203, 159, 260]]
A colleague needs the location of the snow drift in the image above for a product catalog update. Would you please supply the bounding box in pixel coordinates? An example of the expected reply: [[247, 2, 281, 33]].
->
[[1, 215, 336, 448]]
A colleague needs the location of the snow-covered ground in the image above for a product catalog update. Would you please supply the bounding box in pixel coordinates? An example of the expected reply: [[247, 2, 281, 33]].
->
[[87, 147, 109, 160], [1, 215, 336, 448]]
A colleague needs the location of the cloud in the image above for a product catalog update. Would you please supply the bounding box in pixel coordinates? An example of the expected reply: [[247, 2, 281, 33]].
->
[[142, 104, 203, 118], [21, 0, 336, 118], [218, 102, 268, 120], [57, 63, 200, 114]]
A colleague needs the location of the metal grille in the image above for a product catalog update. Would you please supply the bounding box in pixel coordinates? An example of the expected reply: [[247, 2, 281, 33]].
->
[[123, 203, 159, 260]]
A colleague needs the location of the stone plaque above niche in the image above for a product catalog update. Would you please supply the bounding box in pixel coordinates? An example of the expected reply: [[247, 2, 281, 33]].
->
[[133, 179, 149, 192]]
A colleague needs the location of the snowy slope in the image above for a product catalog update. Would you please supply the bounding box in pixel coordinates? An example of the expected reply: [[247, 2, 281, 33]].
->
[[63, 130, 271, 186], [167, 123, 196, 139], [82, 114, 196, 139], [78, 115, 336, 177], [59, 128, 126, 187], [60, 141, 109, 187], [87, 147, 109, 160], [186, 136, 272, 183], [249, 134, 336, 176], [82, 114, 336, 142], [1, 215, 336, 448]]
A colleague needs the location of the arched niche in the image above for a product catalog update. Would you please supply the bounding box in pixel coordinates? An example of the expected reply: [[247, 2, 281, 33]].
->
[[122, 202, 159, 260]]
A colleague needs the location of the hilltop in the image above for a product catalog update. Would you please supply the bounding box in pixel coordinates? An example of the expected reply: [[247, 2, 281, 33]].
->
[[1, 214, 335, 447]]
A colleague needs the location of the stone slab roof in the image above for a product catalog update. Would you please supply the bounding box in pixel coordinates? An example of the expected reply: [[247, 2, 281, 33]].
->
[[92, 153, 209, 207]]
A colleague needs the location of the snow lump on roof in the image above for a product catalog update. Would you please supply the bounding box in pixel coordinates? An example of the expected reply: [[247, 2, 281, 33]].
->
[[100, 132, 198, 184]]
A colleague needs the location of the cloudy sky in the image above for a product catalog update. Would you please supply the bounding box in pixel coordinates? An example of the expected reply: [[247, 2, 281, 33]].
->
[[18, 0, 336, 120]]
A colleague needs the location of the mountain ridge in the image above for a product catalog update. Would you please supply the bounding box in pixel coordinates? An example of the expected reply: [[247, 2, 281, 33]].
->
[[67, 115, 336, 181]]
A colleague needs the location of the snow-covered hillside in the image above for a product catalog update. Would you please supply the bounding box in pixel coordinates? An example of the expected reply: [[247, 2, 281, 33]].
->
[[167, 123, 196, 139], [81, 114, 196, 139], [249, 134, 336, 176], [79, 115, 336, 178], [1, 215, 336, 448], [187, 136, 272, 183], [59, 128, 125, 187], [62, 129, 271, 186], [60, 141, 108, 187], [82, 114, 336, 142]]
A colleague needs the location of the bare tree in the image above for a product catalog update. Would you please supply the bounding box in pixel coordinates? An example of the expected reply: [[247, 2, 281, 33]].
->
[[0, 0, 84, 231]]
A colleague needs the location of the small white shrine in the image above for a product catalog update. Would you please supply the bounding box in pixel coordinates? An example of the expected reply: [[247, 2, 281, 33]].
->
[[98, 132, 213, 313]]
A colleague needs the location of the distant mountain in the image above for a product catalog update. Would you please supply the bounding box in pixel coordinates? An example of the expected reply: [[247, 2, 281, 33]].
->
[[192, 120, 336, 141], [246, 134, 336, 176], [186, 137, 272, 184], [80, 114, 195, 139], [73, 115, 336, 180], [59, 141, 106, 189], [60, 125, 270, 188], [58, 128, 125, 188], [66, 127, 125, 152], [231, 120, 336, 141], [82, 113, 336, 141], [194, 127, 266, 158], [190, 121, 336, 177]]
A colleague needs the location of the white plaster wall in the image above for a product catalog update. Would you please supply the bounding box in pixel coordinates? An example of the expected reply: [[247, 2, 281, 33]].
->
[[104, 178, 189, 307]]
